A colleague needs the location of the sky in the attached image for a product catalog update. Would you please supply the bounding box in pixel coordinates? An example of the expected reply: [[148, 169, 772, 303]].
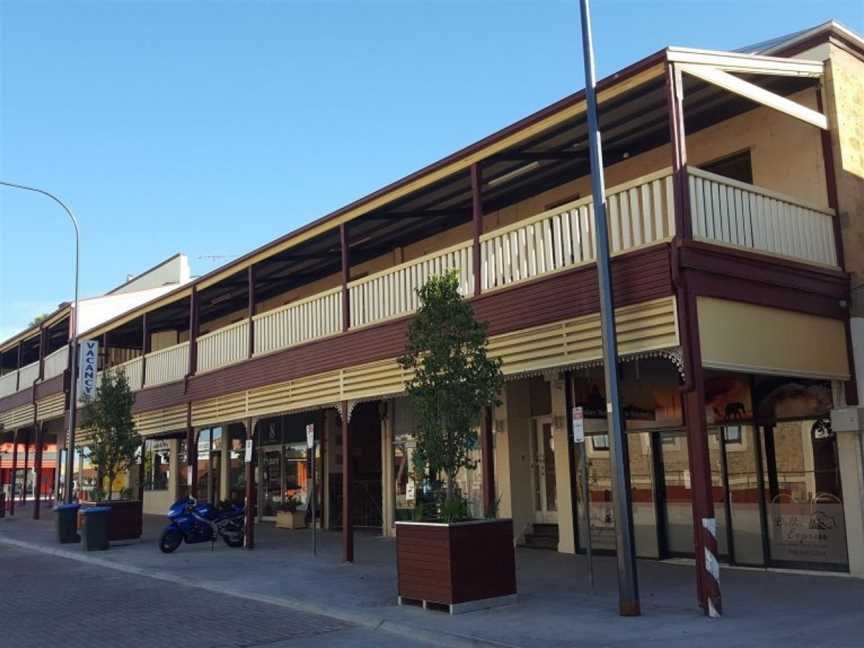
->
[[1, 0, 862, 341]]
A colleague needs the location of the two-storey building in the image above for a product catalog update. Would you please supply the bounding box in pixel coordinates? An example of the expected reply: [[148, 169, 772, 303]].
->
[[2, 21, 862, 598]]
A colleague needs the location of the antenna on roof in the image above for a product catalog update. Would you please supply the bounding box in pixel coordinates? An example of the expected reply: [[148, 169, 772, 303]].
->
[[197, 255, 239, 266]]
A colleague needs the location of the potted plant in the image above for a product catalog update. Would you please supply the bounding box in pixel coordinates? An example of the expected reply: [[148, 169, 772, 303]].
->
[[395, 271, 514, 614], [80, 370, 143, 542], [275, 495, 306, 529]]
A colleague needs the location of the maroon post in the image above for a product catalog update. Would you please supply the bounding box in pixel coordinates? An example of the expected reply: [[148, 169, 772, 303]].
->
[[247, 266, 256, 359], [9, 429, 18, 516], [340, 224, 351, 332], [480, 406, 495, 517], [141, 313, 150, 387], [471, 163, 483, 297], [33, 423, 44, 519], [21, 428, 30, 505], [138, 439, 146, 502], [188, 288, 199, 377], [186, 405, 198, 499], [244, 417, 255, 549], [341, 401, 353, 562]]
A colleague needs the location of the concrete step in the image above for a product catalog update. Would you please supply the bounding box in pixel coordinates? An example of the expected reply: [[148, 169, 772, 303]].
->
[[522, 533, 558, 550], [531, 523, 559, 538]]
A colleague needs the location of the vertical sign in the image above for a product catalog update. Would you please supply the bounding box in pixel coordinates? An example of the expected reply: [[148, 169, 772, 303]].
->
[[77, 340, 99, 404], [306, 424, 315, 449], [572, 406, 585, 443], [244, 439, 253, 463]]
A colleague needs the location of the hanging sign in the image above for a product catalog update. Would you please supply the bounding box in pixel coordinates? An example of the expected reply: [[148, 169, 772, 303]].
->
[[244, 439, 253, 463], [77, 340, 99, 403], [572, 406, 585, 443], [306, 424, 315, 449]]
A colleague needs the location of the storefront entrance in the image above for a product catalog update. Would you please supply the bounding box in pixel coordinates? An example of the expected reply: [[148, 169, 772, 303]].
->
[[573, 369, 850, 572], [530, 416, 557, 524]]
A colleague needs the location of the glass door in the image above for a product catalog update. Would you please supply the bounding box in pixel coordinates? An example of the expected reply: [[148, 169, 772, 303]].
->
[[260, 448, 283, 518], [529, 417, 557, 524], [721, 425, 764, 565], [658, 433, 693, 556], [761, 420, 848, 570]]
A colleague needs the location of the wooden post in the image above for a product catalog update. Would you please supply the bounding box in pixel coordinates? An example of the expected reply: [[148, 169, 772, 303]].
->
[[188, 288, 199, 377], [186, 405, 198, 499], [666, 62, 691, 239], [480, 406, 495, 517], [15, 342, 22, 392], [340, 223, 351, 332], [471, 163, 483, 296], [21, 428, 29, 505], [667, 60, 721, 617], [247, 266, 256, 359], [341, 400, 353, 562], [38, 324, 47, 381], [244, 417, 255, 549], [102, 332, 110, 371], [33, 423, 44, 519], [9, 429, 18, 515], [682, 296, 722, 617], [141, 313, 150, 387]]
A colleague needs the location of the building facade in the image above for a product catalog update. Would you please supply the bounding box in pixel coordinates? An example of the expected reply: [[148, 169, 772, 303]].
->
[[1, 22, 862, 593]]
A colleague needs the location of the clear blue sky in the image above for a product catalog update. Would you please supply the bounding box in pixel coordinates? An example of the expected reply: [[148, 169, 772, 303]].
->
[[1, 1, 862, 340]]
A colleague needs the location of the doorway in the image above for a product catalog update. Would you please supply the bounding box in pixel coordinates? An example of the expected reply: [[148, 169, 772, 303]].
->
[[529, 417, 557, 524]]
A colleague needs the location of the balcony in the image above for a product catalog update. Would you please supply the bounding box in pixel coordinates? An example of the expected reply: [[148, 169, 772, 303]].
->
[[52, 169, 838, 397]]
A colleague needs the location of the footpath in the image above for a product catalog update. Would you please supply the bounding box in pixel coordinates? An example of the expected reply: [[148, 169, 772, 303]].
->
[[1, 509, 862, 647]]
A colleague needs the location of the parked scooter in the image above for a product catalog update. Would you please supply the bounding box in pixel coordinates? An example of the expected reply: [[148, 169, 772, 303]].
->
[[159, 497, 244, 553]]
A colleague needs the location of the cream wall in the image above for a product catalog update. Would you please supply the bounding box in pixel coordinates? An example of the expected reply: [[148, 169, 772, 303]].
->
[[142, 439, 179, 515]]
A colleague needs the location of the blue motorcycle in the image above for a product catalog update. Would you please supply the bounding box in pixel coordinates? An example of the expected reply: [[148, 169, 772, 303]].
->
[[159, 497, 245, 553]]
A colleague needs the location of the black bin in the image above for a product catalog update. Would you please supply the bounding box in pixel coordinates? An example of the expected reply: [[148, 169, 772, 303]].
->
[[55, 503, 81, 543], [82, 506, 111, 551]]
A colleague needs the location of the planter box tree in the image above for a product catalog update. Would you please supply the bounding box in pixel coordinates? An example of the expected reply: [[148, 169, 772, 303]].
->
[[396, 271, 515, 613]]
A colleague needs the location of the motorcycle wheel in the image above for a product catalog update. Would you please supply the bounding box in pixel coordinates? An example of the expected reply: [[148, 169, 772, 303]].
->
[[223, 535, 244, 548], [159, 528, 183, 554]]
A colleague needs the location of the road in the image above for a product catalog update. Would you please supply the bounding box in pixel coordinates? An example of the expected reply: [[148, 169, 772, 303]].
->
[[0, 545, 428, 647]]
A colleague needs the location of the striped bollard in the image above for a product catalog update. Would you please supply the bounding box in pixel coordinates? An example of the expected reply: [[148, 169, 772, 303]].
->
[[702, 517, 722, 617]]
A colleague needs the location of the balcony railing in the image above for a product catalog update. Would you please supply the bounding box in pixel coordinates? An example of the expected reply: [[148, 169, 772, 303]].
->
[[481, 168, 675, 291], [688, 167, 838, 267], [72, 167, 837, 396], [43, 346, 69, 380], [0, 371, 18, 398], [349, 242, 474, 329], [254, 287, 342, 356], [18, 361, 40, 388], [144, 341, 189, 387], [198, 320, 249, 372], [114, 356, 144, 391]]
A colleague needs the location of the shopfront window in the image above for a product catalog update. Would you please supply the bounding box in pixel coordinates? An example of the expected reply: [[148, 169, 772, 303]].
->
[[257, 414, 322, 519], [143, 439, 170, 491]]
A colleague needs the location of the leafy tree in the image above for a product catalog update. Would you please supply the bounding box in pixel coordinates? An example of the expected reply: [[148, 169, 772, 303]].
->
[[28, 313, 49, 327], [398, 271, 503, 520], [81, 370, 139, 501]]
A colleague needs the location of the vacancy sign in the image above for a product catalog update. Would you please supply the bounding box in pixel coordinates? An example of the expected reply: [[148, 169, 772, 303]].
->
[[77, 340, 99, 403], [572, 406, 585, 443]]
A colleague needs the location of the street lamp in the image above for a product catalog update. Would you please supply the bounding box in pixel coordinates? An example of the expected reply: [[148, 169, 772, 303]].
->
[[0, 181, 81, 504]]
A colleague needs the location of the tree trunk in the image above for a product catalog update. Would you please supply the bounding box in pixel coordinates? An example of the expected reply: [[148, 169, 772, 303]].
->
[[106, 473, 113, 502]]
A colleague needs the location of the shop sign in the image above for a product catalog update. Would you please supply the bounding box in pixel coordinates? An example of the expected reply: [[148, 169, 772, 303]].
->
[[77, 339, 99, 403], [244, 439, 253, 463], [572, 406, 585, 443], [768, 502, 848, 565], [306, 424, 315, 449], [406, 480, 416, 502]]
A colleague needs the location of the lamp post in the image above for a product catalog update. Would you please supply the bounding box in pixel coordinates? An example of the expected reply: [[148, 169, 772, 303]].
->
[[0, 181, 80, 504], [577, 0, 641, 616]]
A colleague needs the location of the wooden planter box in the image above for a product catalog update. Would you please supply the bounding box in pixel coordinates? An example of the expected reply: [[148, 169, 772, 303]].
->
[[395, 518, 517, 614], [275, 510, 306, 529], [78, 500, 143, 542]]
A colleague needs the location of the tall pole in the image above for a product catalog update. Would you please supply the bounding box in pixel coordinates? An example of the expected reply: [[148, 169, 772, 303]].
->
[[0, 181, 80, 505], [577, 0, 640, 616]]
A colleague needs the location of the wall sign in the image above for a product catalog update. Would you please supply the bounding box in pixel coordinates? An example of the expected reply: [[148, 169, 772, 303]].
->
[[244, 439, 253, 463], [306, 424, 315, 449]]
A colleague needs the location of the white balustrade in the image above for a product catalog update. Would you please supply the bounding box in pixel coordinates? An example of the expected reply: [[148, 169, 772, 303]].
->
[[481, 168, 674, 291], [18, 361, 40, 388], [688, 166, 838, 267], [0, 371, 18, 398], [42, 346, 69, 380], [144, 341, 189, 386], [349, 242, 474, 328], [113, 356, 144, 391], [197, 320, 250, 372], [253, 287, 342, 356]]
